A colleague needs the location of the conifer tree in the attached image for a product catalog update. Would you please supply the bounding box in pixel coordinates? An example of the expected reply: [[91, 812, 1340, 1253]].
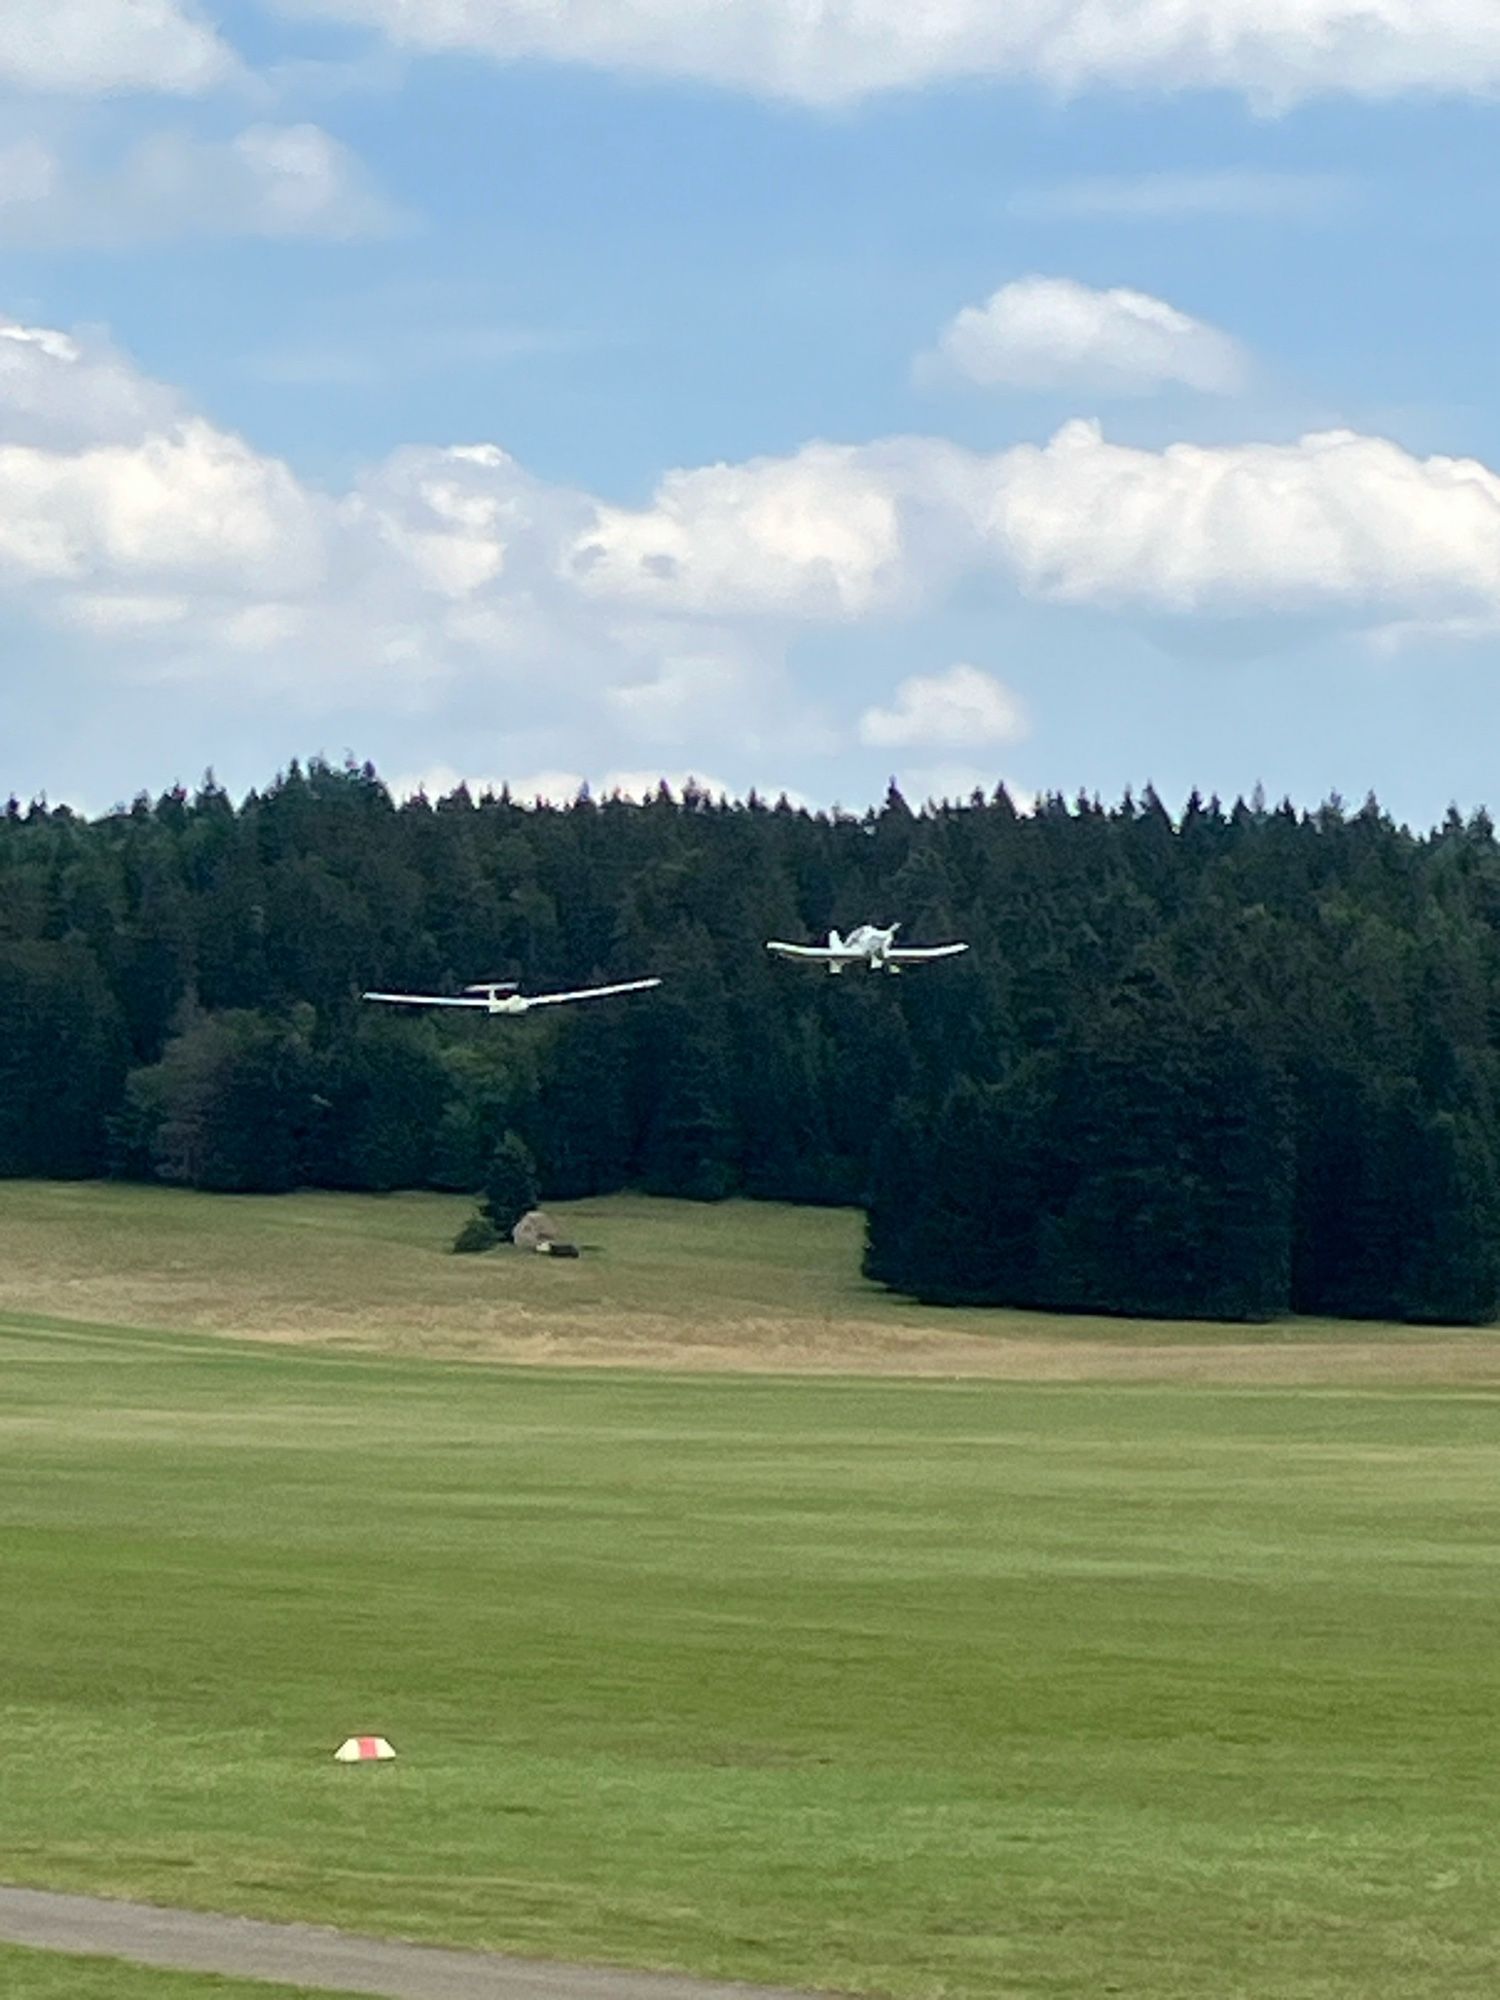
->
[[481, 1130, 540, 1237], [639, 935, 737, 1201], [862, 1097, 931, 1294], [1397, 1097, 1500, 1324], [538, 1002, 632, 1198]]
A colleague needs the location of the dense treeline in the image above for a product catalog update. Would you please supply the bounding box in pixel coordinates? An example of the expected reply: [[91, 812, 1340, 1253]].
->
[[3, 761, 1500, 1323]]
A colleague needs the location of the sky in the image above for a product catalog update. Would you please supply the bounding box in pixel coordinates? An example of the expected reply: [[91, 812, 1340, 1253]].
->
[[6, 4, 1500, 825]]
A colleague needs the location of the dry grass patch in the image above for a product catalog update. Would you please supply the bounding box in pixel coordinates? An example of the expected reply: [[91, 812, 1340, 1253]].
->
[[3, 1180, 1498, 1384]]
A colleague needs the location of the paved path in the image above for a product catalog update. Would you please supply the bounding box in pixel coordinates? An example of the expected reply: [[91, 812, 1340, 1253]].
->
[[0, 1887, 819, 2000]]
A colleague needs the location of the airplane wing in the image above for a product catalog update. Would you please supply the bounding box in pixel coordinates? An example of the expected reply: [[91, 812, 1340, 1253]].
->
[[362, 990, 494, 1009], [886, 943, 970, 963], [520, 977, 662, 1009], [767, 941, 850, 961]]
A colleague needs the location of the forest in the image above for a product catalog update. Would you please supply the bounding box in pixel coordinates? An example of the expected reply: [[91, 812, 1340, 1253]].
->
[[2, 759, 1499, 1324]]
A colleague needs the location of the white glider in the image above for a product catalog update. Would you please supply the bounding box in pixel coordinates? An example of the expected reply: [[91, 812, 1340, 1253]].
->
[[767, 923, 968, 976], [363, 977, 661, 1016]]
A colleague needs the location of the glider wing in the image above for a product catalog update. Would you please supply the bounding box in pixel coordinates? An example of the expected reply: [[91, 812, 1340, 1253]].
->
[[362, 991, 494, 1009], [520, 977, 662, 1009]]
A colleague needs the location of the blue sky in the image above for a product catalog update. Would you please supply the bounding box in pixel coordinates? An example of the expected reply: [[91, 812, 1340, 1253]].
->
[[6, 2, 1500, 823]]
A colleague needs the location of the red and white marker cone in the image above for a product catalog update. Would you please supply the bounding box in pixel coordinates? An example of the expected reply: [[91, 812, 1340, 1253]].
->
[[334, 1736, 396, 1762]]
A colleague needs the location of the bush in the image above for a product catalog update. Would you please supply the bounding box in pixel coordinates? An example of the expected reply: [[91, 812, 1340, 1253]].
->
[[451, 1213, 499, 1254]]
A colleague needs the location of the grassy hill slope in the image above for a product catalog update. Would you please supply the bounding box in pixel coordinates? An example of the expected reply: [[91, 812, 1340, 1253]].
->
[[3, 1181, 1498, 1382]]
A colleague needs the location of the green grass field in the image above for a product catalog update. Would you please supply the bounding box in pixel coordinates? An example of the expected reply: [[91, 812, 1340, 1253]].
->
[[1, 1944, 339, 1999], [3, 1219, 1500, 1997]]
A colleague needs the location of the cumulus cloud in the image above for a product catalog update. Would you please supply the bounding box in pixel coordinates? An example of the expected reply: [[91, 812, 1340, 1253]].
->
[[567, 437, 979, 619], [984, 421, 1500, 620], [574, 421, 1500, 636], [0, 319, 185, 449], [859, 666, 1027, 751], [0, 317, 804, 778], [0, 422, 326, 594], [922, 278, 1247, 396], [0, 325, 322, 593], [278, 0, 1500, 106], [0, 0, 234, 94], [17, 310, 1500, 808], [0, 125, 401, 247], [349, 441, 566, 599]]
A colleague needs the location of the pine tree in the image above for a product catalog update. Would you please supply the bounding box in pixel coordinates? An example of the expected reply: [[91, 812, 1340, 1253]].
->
[[538, 1003, 632, 1198], [1030, 965, 1293, 1320], [639, 934, 737, 1201], [1397, 1098, 1500, 1324], [481, 1130, 540, 1237], [0, 941, 126, 1177], [862, 1098, 931, 1293]]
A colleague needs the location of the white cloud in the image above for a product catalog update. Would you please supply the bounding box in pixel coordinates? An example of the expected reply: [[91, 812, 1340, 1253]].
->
[[985, 421, 1500, 620], [575, 421, 1500, 638], [0, 319, 324, 600], [0, 318, 184, 448], [0, 318, 795, 766], [607, 647, 760, 744], [352, 443, 538, 598], [859, 665, 1027, 751], [1008, 171, 1355, 223], [568, 446, 903, 617], [0, 0, 234, 95], [56, 591, 192, 635], [0, 126, 401, 247], [276, 0, 1500, 106], [922, 277, 1247, 396], [0, 422, 326, 593], [18, 310, 1500, 812], [567, 437, 978, 618]]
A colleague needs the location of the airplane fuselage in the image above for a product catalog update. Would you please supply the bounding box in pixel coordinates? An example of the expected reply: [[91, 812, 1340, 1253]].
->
[[826, 924, 902, 972]]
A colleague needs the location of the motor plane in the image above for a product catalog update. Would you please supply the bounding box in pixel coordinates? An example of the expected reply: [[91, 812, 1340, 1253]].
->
[[766, 923, 967, 975]]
